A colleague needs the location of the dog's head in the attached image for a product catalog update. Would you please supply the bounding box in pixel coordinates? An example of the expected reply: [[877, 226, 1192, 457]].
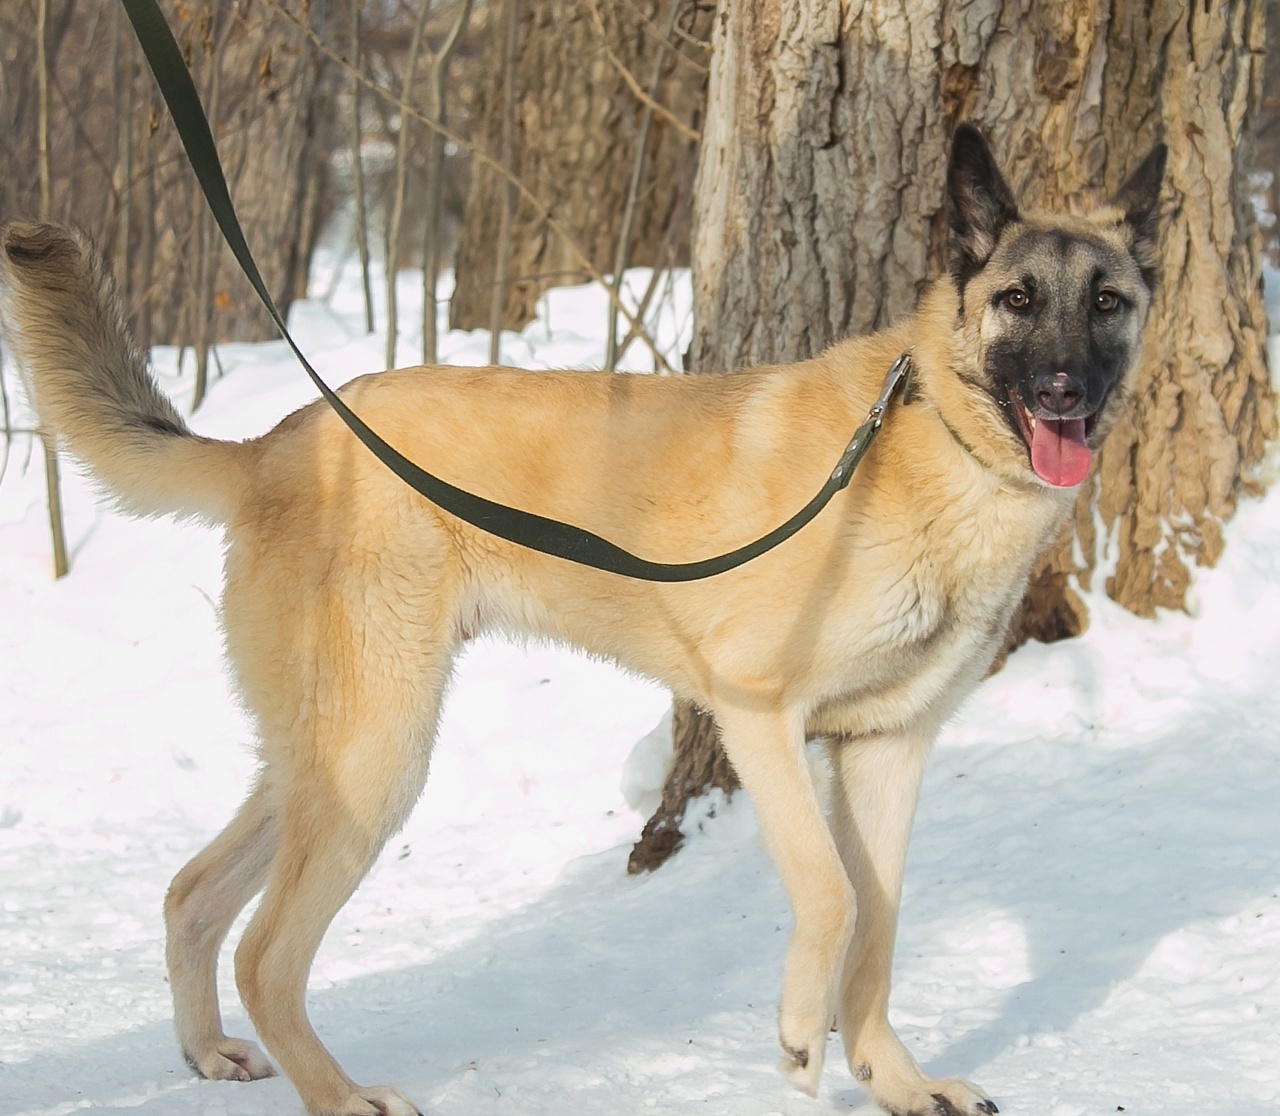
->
[[945, 124, 1166, 488]]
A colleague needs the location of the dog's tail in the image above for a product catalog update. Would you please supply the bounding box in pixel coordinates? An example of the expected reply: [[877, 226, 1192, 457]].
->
[[0, 220, 254, 524]]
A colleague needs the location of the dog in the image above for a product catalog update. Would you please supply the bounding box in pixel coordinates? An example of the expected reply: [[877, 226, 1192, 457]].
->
[[0, 125, 1165, 1116]]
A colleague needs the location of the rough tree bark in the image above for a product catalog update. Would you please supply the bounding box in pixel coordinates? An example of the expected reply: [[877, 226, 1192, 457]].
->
[[630, 0, 1272, 872], [450, 0, 708, 333]]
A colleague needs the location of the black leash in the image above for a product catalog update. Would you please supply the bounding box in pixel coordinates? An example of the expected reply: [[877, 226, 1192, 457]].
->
[[120, 0, 910, 582]]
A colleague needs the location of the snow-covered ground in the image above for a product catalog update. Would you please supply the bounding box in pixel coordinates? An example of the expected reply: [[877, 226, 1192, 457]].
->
[[2, 256, 1279, 1116]]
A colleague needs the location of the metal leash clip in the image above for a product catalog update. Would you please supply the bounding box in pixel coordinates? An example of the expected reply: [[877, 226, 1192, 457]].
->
[[829, 350, 913, 489]]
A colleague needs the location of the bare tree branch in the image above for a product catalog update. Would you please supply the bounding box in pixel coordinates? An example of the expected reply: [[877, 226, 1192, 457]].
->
[[489, 0, 520, 365], [385, 0, 433, 370], [350, 0, 375, 333], [36, 0, 69, 580], [113, 5, 135, 308], [422, 0, 473, 364]]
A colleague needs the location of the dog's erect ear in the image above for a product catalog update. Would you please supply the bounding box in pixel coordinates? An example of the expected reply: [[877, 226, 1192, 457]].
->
[[1112, 142, 1167, 289], [947, 123, 1019, 288]]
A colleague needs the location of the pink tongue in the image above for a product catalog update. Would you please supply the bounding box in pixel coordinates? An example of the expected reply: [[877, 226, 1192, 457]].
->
[[1030, 418, 1091, 486]]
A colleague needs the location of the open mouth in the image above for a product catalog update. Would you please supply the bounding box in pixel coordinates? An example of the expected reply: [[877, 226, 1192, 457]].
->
[[1008, 391, 1098, 488]]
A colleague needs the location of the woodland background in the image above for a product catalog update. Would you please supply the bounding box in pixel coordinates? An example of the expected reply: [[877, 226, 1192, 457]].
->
[[2, 0, 1278, 866]]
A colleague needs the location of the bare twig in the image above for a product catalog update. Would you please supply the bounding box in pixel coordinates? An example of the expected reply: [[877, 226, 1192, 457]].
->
[[422, 0, 474, 365], [0, 349, 13, 488], [39, 429, 69, 576], [114, 7, 135, 308], [350, 0, 375, 333], [385, 0, 433, 371], [37, 0, 69, 580], [191, 9, 241, 412], [671, 1, 714, 54], [490, 268, 592, 288], [489, 0, 521, 365], [37, 0, 52, 218], [135, 120, 157, 351], [612, 249, 673, 370]]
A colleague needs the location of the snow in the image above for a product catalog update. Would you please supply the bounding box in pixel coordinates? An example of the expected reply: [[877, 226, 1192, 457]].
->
[[2, 253, 1279, 1116]]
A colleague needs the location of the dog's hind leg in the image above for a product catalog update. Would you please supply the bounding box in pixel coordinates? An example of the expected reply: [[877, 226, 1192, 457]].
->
[[165, 777, 279, 1081], [826, 728, 997, 1116], [714, 704, 855, 1097], [230, 586, 456, 1116]]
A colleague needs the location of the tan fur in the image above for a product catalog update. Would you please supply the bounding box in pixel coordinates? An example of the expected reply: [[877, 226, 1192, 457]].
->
[[0, 200, 1147, 1116]]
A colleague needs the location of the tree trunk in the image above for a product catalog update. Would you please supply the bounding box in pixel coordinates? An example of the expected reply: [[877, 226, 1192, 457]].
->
[[450, 0, 707, 333], [627, 702, 735, 874], [630, 0, 1272, 872]]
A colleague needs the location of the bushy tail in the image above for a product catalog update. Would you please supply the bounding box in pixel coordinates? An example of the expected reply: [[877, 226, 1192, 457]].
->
[[0, 220, 253, 523]]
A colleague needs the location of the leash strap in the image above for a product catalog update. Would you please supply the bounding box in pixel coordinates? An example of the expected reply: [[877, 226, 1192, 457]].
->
[[120, 0, 909, 582]]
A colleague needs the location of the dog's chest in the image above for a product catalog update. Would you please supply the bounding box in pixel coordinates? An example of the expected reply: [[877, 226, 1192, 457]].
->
[[827, 551, 1004, 672], [805, 496, 1052, 732]]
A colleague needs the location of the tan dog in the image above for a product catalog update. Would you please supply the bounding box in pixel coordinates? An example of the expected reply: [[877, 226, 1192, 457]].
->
[[0, 126, 1165, 1116]]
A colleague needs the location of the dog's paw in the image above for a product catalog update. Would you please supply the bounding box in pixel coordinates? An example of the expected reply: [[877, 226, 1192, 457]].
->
[[876, 1076, 997, 1116], [922, 1087, 998, 1116], [332, 1085, 423, 1116], [184, 1036, 276, 1082]]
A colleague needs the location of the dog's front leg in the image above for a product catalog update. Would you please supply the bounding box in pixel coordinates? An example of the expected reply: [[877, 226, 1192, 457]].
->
[[714, 703, 855, 1097], [826, 727, 997, 1116]]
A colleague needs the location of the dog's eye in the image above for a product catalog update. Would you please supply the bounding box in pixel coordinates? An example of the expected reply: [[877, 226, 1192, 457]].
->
[[1002, 288, 1031, 313], [1094, 289, 1121, 314]]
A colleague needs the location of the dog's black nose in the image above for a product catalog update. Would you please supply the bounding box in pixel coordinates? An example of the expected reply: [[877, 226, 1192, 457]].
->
[[1035, 371, 1083, 415]]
